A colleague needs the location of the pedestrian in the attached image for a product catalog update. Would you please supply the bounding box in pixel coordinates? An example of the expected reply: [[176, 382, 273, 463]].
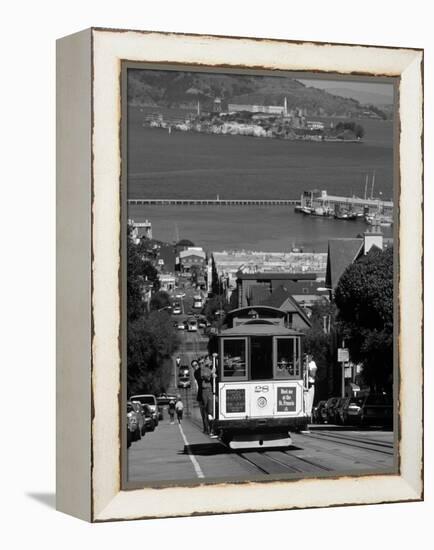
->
[[200, 357, 217, 437], [168, 397, 176, 424], [175, 394, 184, 423], [192, 358, 207, 433]]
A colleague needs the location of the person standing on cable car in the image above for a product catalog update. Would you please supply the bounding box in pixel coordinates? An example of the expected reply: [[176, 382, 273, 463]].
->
[[192, 358, 207, 433], [200, 357, 215, 435]]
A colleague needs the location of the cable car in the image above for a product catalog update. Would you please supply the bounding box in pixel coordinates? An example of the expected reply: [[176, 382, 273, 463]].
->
[[211, 315, 309, 449]]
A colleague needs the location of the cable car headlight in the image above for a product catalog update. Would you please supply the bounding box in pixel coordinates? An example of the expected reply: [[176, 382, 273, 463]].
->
[[257, 396, 267, 408]]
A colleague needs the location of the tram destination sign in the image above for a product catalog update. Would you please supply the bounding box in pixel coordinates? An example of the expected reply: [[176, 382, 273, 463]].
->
[[277, 387, 296, 412], [226, 389, 246, 413]]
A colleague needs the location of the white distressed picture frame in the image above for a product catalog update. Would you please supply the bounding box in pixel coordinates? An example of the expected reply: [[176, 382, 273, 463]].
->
[[56, 28, 423, 522]]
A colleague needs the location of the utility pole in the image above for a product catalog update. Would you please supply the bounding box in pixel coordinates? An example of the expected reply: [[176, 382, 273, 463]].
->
[[338, 340, 348, 398]]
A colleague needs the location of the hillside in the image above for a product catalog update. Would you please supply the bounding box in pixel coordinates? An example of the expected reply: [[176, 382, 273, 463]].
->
[[311, 86, 393, 107], [127, 69, 367, 117]]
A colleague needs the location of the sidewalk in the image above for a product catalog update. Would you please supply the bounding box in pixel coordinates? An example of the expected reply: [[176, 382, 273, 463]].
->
[[127, 414, 251, 483], [127, 417, 197, 482]]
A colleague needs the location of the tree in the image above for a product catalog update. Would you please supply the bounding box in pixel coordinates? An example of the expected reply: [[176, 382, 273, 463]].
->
[[127, 229, 160, 321], [302, 299, 338, 401], [127, 229, 179, 395], [150, 290, 172, 312], [127, 311, 180, 396], [334, 247, 393, 393]]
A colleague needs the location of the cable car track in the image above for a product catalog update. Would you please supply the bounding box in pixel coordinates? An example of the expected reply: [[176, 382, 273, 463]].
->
[[312, 430, 394, 450], [266, 450, 334, 473], [223, 430, 394, 475], [304, 432, 394, 456], [235, 448, 335, 475]]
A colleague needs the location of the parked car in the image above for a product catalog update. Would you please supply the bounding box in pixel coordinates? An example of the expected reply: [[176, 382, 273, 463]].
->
[[312, 400, 326, 424], [177, 321, 186, 330], [324, 397, 340, 424], [141, 403, 156, 431], [127, 417, 132, 448], [129, 394, 159, 427], [127, 401, 144, 443], [339, 396, 365, 425], [358, 394, 393, 427], [196, 315, 208, 329]]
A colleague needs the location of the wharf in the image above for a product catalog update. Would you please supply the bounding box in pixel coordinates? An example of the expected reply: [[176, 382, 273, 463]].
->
[[128, 198, 300, 206]]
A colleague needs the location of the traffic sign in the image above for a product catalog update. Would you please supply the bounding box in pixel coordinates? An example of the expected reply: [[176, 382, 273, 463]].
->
[[338, 348, 349, 362]]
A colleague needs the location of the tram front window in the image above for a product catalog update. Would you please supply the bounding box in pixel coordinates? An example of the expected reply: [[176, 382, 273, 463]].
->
[[222, 338, 247, 379], [275, 337, 300, 378], [251, 336, 273, 380]]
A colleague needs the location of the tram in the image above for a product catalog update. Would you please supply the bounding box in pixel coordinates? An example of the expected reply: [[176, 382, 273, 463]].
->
[[211, 307, 310, 449]]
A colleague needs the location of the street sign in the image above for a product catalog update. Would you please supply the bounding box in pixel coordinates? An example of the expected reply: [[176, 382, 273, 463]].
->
[[338, 348, 349, 362]]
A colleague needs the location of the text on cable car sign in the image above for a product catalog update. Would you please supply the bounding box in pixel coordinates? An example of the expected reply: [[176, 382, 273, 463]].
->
[[276, 387, 296, 412], [226, 389, 246, 413]]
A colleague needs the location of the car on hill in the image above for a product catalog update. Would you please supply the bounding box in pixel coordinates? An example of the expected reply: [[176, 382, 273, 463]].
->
[[127, 401, 145, 443], [129, 394, 159, 427], [193, 296, 203, 309], [141, 403, 156, 431], [187, 318, 198, 332], [358, 394, 393, 427], [339, 396, 365, 425], [312, 400, 327, 424], [333, 398, 348, 424], [178, 365, 191, 389], [172, 302, 182, 315], [324, 397, 340, 424]]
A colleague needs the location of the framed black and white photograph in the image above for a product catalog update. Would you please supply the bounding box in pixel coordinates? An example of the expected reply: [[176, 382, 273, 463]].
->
[[56, 28, 423, 522]]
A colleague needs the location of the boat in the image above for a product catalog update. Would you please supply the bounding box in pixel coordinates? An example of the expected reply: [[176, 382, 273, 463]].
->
[[365, 213, 393, 227], [300, 206, 314, 215], [334, 211, 357, 220], [312, 206, 333, 217]]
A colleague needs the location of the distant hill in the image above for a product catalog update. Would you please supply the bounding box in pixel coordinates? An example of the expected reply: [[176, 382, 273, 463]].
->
[[127, 70, 368, 117], [315, 87, 393, 107]]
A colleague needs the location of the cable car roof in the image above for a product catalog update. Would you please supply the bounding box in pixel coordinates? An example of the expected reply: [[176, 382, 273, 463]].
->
[[219, 324, 303, 337]]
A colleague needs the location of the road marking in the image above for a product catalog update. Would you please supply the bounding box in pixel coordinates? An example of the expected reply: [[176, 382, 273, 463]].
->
[[178, 423, 205, 479]]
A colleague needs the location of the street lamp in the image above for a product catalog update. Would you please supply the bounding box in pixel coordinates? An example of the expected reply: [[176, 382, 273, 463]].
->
[[316, 286, 334, 301]]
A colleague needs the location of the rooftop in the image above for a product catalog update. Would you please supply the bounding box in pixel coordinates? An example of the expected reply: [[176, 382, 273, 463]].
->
[[238, 272, 317, 281]]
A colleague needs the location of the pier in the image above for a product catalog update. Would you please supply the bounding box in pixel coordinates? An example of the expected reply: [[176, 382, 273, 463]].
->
[[300, 190, 393, 212], [128, 198, 301, 206], [127, 195, 393, 210]]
